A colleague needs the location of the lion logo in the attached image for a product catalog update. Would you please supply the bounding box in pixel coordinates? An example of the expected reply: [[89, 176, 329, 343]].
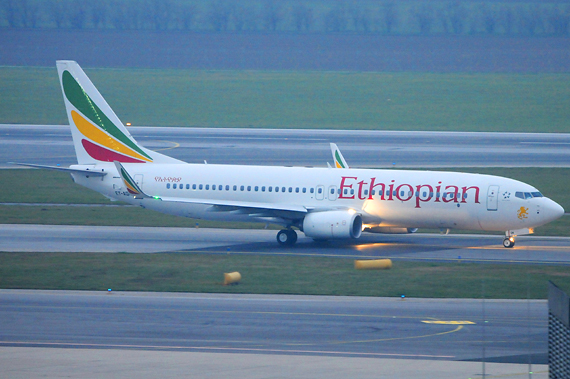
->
[[517, 207, 529, 220]]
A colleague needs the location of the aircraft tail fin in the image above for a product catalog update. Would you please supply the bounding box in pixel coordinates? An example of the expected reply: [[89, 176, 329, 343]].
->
[[56, 60, 182, 165], [330, 143, 349, 169]]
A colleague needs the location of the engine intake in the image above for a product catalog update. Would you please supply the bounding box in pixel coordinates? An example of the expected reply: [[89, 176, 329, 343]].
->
[[303, 210, 363, 240]]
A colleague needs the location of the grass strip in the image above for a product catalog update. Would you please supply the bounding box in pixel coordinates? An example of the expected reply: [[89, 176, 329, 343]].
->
[[2, 67, 570, 132], [1, 252, 569, 299]]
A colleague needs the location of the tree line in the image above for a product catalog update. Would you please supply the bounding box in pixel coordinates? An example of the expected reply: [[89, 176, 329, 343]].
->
[[1, 0, 569, 36]]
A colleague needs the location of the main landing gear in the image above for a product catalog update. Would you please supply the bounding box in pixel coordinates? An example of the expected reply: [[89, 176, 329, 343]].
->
[[503, 236, 515, 248], [277, 229, 298, 246]]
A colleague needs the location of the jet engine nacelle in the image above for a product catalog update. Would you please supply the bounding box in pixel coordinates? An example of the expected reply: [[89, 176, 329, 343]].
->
[[303, 210, 363, 240], [364, 226, 418, 234]]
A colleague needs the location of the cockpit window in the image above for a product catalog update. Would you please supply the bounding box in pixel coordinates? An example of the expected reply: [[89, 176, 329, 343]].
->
[[515, 191, 543, 199]]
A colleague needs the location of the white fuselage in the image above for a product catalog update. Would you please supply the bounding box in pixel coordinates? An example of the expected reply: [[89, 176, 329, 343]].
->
[[71, 162, 563, 234]]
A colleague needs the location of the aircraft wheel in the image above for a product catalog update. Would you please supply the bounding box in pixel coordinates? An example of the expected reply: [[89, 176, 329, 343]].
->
[[503, 237, 515, 248], [277, 229, 297, 246]]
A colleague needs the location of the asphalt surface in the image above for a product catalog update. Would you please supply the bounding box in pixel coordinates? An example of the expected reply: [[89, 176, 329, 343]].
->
[[0, 290, 549, 379], [2, 224, 570, 265], [2, 124, 570, 168]]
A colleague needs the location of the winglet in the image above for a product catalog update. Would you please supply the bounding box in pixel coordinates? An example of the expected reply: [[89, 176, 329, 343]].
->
[[330, 143, 349, 169], [113, 161, 153, 199]]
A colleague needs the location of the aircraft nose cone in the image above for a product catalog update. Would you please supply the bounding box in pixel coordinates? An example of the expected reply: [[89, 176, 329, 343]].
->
[[544, 199, 565, 223]]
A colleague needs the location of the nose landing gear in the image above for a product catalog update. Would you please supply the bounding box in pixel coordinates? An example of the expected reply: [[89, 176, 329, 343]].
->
[[503, 235, 515, 248], [277, 229, 298, 246]]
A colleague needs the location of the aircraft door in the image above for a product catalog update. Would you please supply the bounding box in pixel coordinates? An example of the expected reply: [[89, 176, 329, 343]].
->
[[328, 186, 338, 201], [316, 185, 325, 200], [487, 185, 499, 211]]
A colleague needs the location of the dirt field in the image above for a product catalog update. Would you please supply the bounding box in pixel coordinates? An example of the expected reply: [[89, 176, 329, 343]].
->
[[2, 29, 569, 72]]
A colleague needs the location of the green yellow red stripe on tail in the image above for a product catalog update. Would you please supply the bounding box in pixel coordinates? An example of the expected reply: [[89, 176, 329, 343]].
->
[[61, 68, 152, 163]]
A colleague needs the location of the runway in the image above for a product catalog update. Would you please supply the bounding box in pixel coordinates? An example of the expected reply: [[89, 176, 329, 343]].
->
[[2, 124, 570, 168], [2, 224, 570, 265], [0, 290, 549, 378]]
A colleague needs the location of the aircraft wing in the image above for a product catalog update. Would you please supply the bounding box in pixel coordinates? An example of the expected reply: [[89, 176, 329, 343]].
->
[[114, 161, 307, 219], [10, 162, 107, 176], [159, 196, 308, 219]]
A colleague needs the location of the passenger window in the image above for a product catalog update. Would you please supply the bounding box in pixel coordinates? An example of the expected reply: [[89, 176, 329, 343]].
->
[[310, 188, 314, 194], [276, 187, 279, 193], [303, 188, 306, 193], [282, 187, 286, 192], [262, 186, 266, 192], [173, 183, 177, 189], [295, 188, 299, 193], [218, 185, 222, 190], [364, 190, 369, 196], [192, 184, 197, 190], [225, 185, 229, 191], [255, 186, 259, 191], [240, 186, 244, 191], [167, 183, 171, 189], [289, 187, 293, 193], [180, 184, 183, 190], [330, 188, 335, 194], [212, 185, 216, 190], [318, 188, 323, 194], [247, 186, 251, 191], [205, 185, 209, 190], [233, 185, 237, 191], [199, 184, 203, 190], [269, 187, 273, 192]]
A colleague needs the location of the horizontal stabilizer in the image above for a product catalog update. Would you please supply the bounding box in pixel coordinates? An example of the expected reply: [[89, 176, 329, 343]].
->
[[10, 162, 107, 176]]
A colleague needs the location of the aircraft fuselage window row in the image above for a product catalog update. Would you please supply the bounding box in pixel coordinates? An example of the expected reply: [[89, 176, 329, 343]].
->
[[164, 183, 471, 199], [166, 183, 316, 194]]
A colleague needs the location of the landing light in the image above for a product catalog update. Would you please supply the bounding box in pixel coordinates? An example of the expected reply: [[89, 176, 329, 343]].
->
[[125, 122, 132, 126]]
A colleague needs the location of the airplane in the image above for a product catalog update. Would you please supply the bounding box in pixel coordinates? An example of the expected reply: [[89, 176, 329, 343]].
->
[[19, 60, 565, 248]]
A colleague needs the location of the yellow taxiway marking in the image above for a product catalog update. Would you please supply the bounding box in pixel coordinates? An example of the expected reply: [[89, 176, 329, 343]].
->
[[153, 140, 180, 152], [422, 320, 475, 325]]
